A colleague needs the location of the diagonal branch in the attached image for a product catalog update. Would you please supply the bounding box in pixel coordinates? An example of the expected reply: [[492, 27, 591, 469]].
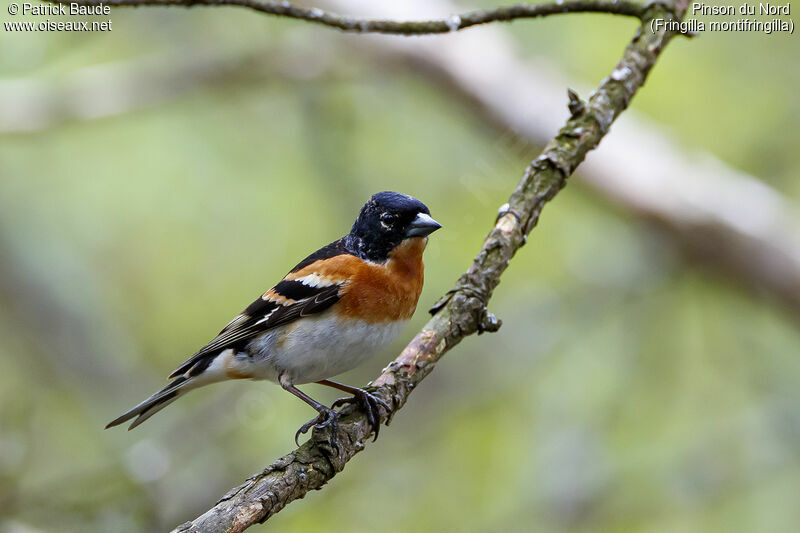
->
[[342, 0, 800, 319], [54, 0, 646, 33], [171, 2, 688, 531]]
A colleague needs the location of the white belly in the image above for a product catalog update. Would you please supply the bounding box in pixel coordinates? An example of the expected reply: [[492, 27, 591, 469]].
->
[[234, 311, 407, 385]]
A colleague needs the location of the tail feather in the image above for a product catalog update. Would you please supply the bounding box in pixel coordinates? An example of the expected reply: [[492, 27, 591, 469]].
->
[[107, 352, 230, 430], [106, 376, 189, 430], [126, 392, 182, 430]]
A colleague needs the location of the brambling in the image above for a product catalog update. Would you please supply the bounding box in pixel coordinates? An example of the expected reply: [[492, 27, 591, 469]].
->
[[106, 191, 441, 443]]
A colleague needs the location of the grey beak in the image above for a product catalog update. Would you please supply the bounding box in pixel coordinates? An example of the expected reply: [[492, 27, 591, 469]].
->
[[405, 212, 442, 238]]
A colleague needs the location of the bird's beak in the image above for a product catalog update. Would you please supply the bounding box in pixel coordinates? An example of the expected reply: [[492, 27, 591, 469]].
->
[[405, 212, 442, 238]]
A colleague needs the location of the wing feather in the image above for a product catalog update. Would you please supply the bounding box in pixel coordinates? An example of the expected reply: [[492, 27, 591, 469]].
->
[[167, 239, 352, 379], [168, 283, 342, 378]]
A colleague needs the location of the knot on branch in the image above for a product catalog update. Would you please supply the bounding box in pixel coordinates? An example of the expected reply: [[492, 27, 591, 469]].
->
[[477, 310, 502, 334], [644, 0, 688, 19], [428, 276, 501, 336], [567, 89, 585, 118], [532, 150, 572, 184], [428, 274, 486, 314], [496, 202, 522, 225]]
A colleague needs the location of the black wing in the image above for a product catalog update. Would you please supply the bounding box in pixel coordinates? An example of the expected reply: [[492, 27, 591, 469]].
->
[[168, 238, 352, 378], [168, 282, 341, 378]]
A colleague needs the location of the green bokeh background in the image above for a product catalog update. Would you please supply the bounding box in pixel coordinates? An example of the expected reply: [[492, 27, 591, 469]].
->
[[1, 2, 799, 531]]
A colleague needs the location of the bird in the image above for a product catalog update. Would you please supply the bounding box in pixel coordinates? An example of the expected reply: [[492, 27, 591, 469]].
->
[[106, 191, 442, 444]]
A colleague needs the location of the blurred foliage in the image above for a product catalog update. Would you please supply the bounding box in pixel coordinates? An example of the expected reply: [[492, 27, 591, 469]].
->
[[1, 2, 800, 532]]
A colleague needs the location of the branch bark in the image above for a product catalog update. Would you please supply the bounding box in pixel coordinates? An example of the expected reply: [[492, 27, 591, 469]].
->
[[170, 2, 688, 531], [52, 0, 646, 33]]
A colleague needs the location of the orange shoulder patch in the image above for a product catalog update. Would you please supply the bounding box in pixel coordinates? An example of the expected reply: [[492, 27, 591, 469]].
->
[[338, 237, 427, 323], [284, 262, 350, 285], [279, 238, 428, 324], [261, 288, 295, 305]]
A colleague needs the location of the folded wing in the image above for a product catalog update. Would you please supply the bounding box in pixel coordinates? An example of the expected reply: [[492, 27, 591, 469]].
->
[[168, 280, 342, 378]]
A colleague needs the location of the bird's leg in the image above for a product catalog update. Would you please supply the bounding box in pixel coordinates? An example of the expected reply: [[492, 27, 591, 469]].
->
[[280, 376, 338, 446], [317, 379, 391, 441]]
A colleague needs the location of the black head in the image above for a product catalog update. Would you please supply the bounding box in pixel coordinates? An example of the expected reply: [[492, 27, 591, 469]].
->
[[345, 191, 442, 262]]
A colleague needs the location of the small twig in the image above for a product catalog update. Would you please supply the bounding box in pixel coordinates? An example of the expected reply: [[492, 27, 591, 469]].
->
[[51, 0, 647, 33], [567, 89, 586, 118]]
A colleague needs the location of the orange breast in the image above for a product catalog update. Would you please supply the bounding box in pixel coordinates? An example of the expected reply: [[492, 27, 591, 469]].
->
[[287, 237, 427, 323]]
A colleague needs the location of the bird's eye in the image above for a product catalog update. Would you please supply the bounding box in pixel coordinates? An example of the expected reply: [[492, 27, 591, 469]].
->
[[380, 213, 396, 224]]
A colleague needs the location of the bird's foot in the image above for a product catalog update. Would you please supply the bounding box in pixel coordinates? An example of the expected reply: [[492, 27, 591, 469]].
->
[[331, 388, 391, 441], [295, 406, 338, 446]]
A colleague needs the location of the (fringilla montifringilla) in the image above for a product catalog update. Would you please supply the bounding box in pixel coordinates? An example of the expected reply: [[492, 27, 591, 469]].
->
[[106, 191, 441, 443]]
